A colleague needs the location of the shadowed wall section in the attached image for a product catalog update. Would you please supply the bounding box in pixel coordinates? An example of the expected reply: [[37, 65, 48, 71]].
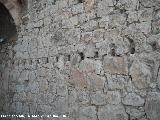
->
[[0, 2, 17, 43]]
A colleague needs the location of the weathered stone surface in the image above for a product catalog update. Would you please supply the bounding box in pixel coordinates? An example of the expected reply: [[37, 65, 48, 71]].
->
[[106, 91, 121, 105], [86, 73, 106, 91], [74, 59, 105, 90], [72, 3, 84, 15], [145, 92, 160, 120], [62, 16, 78, 28], [70, 68, 88, 89], [91, 91, 106, 105], [139, 0, 160, 8], [103, 56, 128, 75], [0, 0, 159, 120], [107, 75, 129, 90], [84, 44, 96, 58], [126, 106, 145, 119], [122, 93, 145, 106], [77, 106, 97, 120], [158, 69, 160, 89], [98, 104, 128, 120], [81, 20, 98, 31], [65, 28, 81, 44], [97, 0, 114, 17], [76, 90, 90, 105], [79, 58, 104, 75]]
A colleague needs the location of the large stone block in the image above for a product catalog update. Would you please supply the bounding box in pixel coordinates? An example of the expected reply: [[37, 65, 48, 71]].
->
[[79, 58, 104, 75], [70, 68, 88, 89], [103, 56, 128, 75], [70, 68, 105, 90], [129, 60, 152, 89]]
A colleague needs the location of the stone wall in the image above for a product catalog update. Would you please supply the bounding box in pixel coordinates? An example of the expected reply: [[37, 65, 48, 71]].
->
[[0, 0, 160, 120]]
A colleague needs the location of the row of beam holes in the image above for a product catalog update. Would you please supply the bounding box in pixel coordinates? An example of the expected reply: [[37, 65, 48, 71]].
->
[[79, 51, 99, 60], [55, 52, 98, 63], [21, 51, 99, 66], [27, 57, 49, 65], [55, 53, 84, 62]]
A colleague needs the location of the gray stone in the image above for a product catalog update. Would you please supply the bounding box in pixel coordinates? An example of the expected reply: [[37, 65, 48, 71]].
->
[[77, 90, 90, 105], [116, 0, 139, 11], [65, 28, 81, 44], [1, 0, 160, 120], [107, 75, 128, 90], [98, 104, 128, 120], [122, 93, 144, 106], [34, 20, 43, 28], [129, 60, 152, 89], [126, 106, 145, 119], [145, 92, 160, 120], [62, 16, 79, 28], [81, 20, 98, 31], [77, 106, 97, 120], [91, 91, 106, 105], [158, 69, 160, 89], [139, 0, 160, 8], [16, 85, 25, 93], [79, 58, 104, 75], [97, 0, 114, 17], [84, 44, 96, 58], [106, 91, 121, 105], [72, 3, 84, 15]]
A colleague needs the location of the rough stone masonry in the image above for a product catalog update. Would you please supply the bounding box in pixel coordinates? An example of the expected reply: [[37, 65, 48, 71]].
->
[[0, 0, 160, 120]]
